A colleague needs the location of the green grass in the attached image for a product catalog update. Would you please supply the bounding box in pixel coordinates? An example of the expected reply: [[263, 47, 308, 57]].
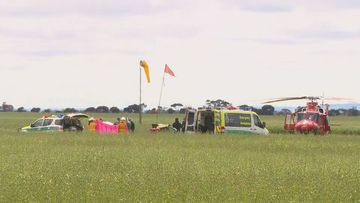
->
[[0, 113, 360, 202]]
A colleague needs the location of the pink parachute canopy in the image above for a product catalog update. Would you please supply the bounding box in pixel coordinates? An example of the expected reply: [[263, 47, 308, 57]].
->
[[96, 119, 118, 134]]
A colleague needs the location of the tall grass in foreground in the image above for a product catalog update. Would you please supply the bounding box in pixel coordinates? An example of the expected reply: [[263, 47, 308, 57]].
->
[[0, 113, 359, 202]]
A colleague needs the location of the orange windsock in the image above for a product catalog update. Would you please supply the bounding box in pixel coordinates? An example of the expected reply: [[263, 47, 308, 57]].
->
[[140, 60, 150, 83]]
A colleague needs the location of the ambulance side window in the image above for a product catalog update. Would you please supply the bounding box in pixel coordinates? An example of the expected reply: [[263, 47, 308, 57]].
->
[[225, 113, 241, 127], [239, 114, 252, 127], [225, 113, 252, 127], [253, 115, 263, 128]]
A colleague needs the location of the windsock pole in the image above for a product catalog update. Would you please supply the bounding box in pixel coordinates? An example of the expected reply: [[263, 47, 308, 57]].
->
[[157, 71, 166, 120], [139, 66, 142, 124]]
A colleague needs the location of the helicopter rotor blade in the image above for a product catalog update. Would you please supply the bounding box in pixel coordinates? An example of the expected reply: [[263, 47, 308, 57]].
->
[[323, 97, 355, 102], [324, 97, 355, 101], [263, 96, 320, 104]]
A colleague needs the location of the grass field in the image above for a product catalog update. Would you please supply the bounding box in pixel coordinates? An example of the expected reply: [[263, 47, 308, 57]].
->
[[0, 113, 359, 202]]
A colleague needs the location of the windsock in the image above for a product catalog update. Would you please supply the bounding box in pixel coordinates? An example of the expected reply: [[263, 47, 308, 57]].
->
[[140, 60, 150, 83]]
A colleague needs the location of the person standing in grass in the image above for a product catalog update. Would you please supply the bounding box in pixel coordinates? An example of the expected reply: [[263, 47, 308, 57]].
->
[[172, 118, 182, 133], [181, 118, 186, 133], [88, 117, 96, 132], [118, 117, 129, 134], [128, 119, 135, 133], [114, 118, 120, 125]]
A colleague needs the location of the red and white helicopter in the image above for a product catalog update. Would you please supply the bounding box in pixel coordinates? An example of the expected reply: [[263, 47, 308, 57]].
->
[[263, 96, 354, 135]]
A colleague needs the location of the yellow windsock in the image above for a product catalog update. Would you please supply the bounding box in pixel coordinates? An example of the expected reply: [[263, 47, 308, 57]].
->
[[140, 60, 150, 83]]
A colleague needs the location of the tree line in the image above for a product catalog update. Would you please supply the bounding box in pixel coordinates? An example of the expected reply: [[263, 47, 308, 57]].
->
[[1, 100, 359, 116]]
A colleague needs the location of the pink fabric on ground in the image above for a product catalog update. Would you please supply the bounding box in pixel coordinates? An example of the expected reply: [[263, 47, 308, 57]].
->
[[96, 119, 119, 134]]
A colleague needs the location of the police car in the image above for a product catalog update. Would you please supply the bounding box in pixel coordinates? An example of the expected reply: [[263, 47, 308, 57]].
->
[[19, 113, 89, 132]]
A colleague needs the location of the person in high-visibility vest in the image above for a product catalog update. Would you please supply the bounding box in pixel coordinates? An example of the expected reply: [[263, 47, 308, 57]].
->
[[88, 117, 97, 132], [118, 117, 129, 134]]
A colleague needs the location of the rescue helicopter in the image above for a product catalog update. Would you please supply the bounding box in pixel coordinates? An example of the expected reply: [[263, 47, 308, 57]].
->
[[263, 96, 351, 135]]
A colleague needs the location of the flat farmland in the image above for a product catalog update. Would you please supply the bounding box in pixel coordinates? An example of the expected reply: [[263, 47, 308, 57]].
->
[[0, 113, 359, 202]]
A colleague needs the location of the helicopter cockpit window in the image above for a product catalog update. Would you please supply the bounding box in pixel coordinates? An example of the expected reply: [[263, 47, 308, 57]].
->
[[308, 113, 319, 121], [296, 113, 305, 122]]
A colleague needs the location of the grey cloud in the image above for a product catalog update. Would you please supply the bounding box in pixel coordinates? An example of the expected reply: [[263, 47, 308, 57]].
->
[[23, 50, 73, 57], [5, 66, 27, 71], [248, 38, 301, 45], [239, 4, 293, 12], [0, 28, 79, 40], [294, 30, 360, 40], [221, 0, 360, 12], [221, 0, 294, 12], [245, 30, 360, 46], [10, 48, 148, 58], [0, 0, 192, 17], [334, 0, 360, 8]]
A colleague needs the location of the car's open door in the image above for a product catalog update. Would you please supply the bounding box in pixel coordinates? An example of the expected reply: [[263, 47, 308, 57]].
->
[[185, 109, 197, 133]]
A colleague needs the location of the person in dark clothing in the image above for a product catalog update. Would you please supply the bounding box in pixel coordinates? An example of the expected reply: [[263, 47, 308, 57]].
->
[[205, 116, 214, 133], [181, 118, 186, 133], [114, 118, 120, 125], [172, 118, 182, 133], [129, 119, 135, 133]]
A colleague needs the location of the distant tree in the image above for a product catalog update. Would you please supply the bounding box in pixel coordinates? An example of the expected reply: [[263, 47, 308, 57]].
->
[[124, 104, 146, 113], [84, 107, 96, 113], [96, 106, 110, 113], [142, 103, 147, 111], [170, 103, 183, 110], [277, 108, 291, 115], [179, 108, 187, 114], [337, 109, 347, 116], [63, 108, 78, 113], [30, 107, 41, 113], [167, 108, 175, 114], [238, 105, 252, 111], [43, 109, 52, 113], [261, 105, 275, 115], [2, 102, 14, 112], [157, 106, 169, 114], [124, 104, 139, 113], [17, 107, 26, 112], [146, 108, 157, 114], [347, 108, 359, 116], [206, 99, 231, 108], [110, 107, 121, 113], [252, 108, 263, 115], [328, 109, 340, 116], [281, 108, 291, 114]]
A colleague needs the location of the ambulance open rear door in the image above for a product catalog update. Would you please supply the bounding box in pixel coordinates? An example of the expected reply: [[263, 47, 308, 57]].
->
[[185, 109, 197, 133]]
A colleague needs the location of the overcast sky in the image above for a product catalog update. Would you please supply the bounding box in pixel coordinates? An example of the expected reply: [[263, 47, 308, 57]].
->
[[1, 0, 360, 109]]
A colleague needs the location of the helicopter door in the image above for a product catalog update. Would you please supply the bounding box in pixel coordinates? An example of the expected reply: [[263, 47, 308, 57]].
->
[[185, 109, 197, 133], [284, 114, 295, 132], [319, 115, 331, 134]]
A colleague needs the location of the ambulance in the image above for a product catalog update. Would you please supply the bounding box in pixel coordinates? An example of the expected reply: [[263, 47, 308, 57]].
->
[[184, 108, 269, 135]]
